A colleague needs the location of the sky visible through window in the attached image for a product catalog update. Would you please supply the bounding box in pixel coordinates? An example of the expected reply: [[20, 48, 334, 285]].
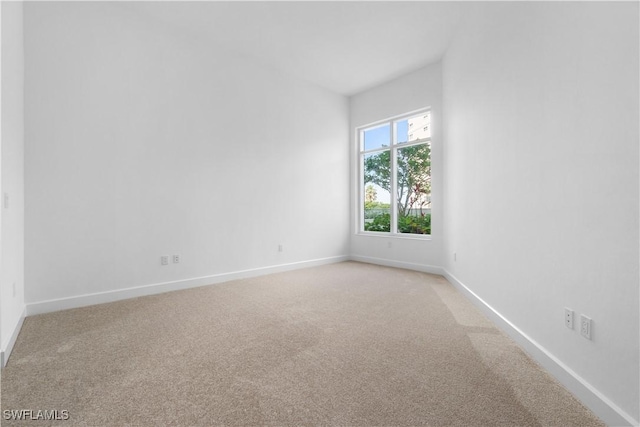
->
[[362, 121, 410, 204], [363, 121, 410, 151]]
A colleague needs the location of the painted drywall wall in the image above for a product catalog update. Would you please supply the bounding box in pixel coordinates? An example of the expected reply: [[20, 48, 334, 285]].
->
[[350, 64, 443, 271], [24, 2, 349, 306], [1, 1, 25, 363], [442, 2, 639, 423]]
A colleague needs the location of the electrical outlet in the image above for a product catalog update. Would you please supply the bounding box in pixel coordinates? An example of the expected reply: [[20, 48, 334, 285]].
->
[[387, 241, 392, 248], [580, 315, 592, 340], [564, 308, 574, 329], [161, 255, 169, 266], [278, 244, 283, 252], [172, 255, 180, 264], [453, 252, 457, 261], [12, 282, 16, 297]]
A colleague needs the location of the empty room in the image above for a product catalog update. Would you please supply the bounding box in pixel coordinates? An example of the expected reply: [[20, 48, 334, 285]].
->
[[1, 1, 638, 426]]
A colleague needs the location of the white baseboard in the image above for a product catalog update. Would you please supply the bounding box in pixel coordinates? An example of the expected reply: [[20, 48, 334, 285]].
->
[[1, 306, 26, 367], [442, 269, 638, 427], [349, 254, 444, 276], [26, 255, 349, 316]]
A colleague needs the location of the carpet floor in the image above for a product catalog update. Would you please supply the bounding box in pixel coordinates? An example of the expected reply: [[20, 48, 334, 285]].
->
[[1, 261, 603, 426]]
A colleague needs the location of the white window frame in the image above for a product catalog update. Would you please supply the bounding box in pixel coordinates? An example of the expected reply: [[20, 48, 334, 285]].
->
[[357, 107, 432, 239]]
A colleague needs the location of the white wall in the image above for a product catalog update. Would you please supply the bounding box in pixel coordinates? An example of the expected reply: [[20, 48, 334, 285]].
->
[[1, 1, 26, 365], [24, 2, 349, 309], [442, 2, 639, 424], [350, 64, 443, 272], [13, 2, 640, 423]]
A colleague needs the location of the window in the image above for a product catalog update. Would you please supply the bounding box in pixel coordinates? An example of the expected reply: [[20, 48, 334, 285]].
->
[[359, 110, 431, 235]]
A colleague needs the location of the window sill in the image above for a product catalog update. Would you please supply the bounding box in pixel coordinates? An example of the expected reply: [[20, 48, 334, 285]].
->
[[355, 231, 432, 241]]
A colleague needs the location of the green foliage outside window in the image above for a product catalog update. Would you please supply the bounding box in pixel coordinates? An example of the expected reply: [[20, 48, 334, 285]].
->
[[364, 213, 431, 234], [364, 143, 431, 235]]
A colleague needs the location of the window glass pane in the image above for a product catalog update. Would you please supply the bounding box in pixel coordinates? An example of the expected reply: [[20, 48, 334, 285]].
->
[[396, 119, 409, 144], [363, 124, 390, 151], [400, 112, 431, 144], [363, 151, 391, 232], [396, 143, 431, 234]]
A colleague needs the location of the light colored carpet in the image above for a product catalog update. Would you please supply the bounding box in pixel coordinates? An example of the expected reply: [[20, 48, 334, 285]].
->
[[1, 261, 603, 426]]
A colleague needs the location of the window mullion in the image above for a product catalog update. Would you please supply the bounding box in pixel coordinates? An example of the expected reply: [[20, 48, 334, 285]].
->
[[361, 146, 392, 156], [359, 152, 364, 232], [390, 122, 397, 234], [358, 128, 362, 233]]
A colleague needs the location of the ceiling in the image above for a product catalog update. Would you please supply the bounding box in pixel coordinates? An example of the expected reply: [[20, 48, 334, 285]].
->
[[123, 2, 464, 96]]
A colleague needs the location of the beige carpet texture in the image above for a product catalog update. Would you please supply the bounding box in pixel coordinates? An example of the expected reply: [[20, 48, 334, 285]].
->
[[1, 262, 603, 426]]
